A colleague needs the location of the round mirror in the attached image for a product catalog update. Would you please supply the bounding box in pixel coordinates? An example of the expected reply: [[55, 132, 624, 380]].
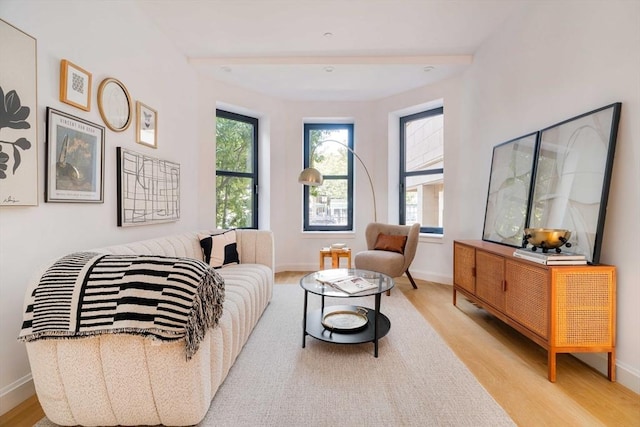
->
[[97, 78, 132, 132]]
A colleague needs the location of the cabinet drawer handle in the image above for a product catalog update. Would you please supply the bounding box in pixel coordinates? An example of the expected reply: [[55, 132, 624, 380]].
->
[[472, 267, 476, 277], [503, 280, 507, 292]]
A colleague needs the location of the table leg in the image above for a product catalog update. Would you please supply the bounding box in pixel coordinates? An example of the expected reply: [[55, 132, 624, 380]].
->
[[374, 293, 381, 357], [302, 290, 308, 348], [331, 252, 339, 268]]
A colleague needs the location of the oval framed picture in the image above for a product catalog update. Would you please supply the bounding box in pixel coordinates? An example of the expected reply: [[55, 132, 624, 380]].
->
[[97, 77, 132, 132]]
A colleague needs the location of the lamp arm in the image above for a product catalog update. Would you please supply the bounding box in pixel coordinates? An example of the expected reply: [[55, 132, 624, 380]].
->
[[313, 140, 377, 223]]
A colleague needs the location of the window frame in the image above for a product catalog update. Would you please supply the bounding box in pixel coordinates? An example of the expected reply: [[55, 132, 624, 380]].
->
[[215, 109, 259, 229], [303, 123, 354, 232], [399, 107, 444, 234]]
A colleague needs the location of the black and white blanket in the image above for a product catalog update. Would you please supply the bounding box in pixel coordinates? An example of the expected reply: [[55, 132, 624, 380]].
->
[[18, 252, 225, 360]]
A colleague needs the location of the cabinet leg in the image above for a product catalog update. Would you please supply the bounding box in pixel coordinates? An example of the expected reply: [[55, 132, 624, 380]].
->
[[453, 288, 457, 306], [608, 350, 616, 382], [548, 351, 557, 382]]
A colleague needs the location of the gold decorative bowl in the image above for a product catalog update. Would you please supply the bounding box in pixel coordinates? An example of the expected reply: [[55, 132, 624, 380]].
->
[[524, 228, 572, 251]]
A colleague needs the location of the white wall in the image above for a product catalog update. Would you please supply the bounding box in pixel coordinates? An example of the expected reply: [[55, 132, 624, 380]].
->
[[0, 0, 200, 413]]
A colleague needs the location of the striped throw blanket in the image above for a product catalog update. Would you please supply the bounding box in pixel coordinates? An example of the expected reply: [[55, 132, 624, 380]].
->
[[18, 252, 225, 360]]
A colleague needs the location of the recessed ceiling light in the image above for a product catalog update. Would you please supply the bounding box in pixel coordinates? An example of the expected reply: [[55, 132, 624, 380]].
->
[[324, 66, 335, 73], [221, 66, 232, 72], [323, 32, 333, 37], [423, 66, 435, 72]]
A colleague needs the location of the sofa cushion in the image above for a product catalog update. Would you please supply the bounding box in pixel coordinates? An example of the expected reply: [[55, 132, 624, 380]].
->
[[199, 229, 240, 268]]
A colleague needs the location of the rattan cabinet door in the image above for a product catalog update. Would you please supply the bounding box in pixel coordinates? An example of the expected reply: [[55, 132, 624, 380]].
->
[[504, 260, 549, 340], [476, 250, 506, 311], [453, 243, 475, 293]]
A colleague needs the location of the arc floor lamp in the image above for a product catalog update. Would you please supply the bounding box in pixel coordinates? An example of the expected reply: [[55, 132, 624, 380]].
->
[[298, 139, 377, 222]]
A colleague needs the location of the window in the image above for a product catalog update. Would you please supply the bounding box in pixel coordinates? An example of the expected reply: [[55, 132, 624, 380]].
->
[[303, 123, 354, 231], [215, 109, 258, 229], [399, 107, 444, 234]]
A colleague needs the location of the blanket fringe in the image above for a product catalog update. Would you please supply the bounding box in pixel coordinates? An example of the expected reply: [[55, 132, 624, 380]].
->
[[184, 267, 225, 360]]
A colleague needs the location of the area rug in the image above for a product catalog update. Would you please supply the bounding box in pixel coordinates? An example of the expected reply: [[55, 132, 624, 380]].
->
[[37, 285, 514, 426]]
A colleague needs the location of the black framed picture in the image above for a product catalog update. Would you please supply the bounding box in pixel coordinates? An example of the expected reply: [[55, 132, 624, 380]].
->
[[45, 108, 105, 203], [116, 147, 180, 226], [482, 132, 538, 247], [528, 103, 621, 264]]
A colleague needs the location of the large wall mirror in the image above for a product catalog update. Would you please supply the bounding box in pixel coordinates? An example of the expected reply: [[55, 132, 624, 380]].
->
[[482, 103, 621, 264]]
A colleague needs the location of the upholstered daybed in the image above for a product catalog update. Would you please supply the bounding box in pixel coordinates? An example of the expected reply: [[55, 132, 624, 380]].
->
[[20, 229, 274, 426]]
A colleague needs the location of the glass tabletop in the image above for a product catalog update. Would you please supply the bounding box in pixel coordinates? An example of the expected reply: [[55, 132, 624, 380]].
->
[[300, 268, 395, 297]]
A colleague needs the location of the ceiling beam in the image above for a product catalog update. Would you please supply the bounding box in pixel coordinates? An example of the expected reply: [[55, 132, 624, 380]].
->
[[188, 55, 473, 66]]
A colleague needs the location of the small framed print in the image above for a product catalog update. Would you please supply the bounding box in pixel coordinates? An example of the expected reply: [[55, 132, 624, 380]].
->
[[136, 101, 157, 148], [59, 59, 91, 111], [46, 108, 105, 203]]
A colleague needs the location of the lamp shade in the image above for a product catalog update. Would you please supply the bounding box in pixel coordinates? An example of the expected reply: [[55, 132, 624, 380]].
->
[[298, 167, 323, 186]]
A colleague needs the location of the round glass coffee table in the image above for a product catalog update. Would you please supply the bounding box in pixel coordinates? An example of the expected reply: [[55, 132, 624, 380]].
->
[[300, 268, 394, 357]]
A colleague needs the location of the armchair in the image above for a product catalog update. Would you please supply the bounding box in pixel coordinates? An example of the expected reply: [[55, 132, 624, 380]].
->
[[354, 222, 420, 290]]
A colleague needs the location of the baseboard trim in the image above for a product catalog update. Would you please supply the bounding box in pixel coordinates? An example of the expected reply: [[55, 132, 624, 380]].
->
[[0, 374, 35, 416], [574, 353, 640, 394]]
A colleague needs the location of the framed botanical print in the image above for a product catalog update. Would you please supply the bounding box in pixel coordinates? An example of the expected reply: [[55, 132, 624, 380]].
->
[[0, 19, 38, 206], [45, 108, 105, 203]]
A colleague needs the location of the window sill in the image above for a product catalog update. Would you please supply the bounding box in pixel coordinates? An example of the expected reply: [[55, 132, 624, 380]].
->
[[419, 233, 444, 244]]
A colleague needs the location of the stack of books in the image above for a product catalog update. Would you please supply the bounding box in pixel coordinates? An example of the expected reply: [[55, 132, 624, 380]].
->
[[513, 248, 587, 265]]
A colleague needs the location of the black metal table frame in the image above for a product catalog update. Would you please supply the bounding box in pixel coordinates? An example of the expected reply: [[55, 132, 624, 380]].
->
[[300, 270, 393, 357]]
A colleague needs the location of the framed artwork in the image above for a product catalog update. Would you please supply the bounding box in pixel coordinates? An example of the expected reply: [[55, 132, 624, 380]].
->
[[97, 77, 132, 132], [136, 101, 157, 148], [59, 59, 91, 111], [482, 132, 538, 247], [116, 147, 180, 226], [45, 108, 105, 203], [528, 103, 621, 264], [0, 19, 38, 206]]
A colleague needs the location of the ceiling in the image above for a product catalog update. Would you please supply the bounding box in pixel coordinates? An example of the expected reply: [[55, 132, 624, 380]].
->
[[136, 0, 528, 101]]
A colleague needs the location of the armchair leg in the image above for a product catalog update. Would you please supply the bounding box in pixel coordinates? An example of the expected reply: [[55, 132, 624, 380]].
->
[[405, 270, 418, 289]]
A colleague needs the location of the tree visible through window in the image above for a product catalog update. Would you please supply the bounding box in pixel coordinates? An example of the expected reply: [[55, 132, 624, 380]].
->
[[303, 123, 354, 231], [216, 109, 258, 229], [400, 107, 444, 234]]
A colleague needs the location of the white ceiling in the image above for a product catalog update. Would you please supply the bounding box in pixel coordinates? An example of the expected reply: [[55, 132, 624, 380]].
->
[[136, 0, 528, 101]]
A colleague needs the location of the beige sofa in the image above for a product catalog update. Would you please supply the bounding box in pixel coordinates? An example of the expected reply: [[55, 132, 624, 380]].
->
[[23, 229, 274, 426]]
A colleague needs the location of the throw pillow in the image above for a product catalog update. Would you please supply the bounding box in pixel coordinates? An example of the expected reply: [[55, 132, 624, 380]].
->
[[199, 229, 239, 268], [374, 233, 407, 254]]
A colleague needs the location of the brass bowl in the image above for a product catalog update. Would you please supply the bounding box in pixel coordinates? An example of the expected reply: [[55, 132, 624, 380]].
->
[[524, 228, 571, 250]]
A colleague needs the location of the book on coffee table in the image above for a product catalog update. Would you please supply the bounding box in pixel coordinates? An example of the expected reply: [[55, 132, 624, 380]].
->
[[317, 274, 378, 294]]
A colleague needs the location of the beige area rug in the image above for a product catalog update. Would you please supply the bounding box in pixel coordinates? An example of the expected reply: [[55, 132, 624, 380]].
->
[[37, 285, 514, 426]]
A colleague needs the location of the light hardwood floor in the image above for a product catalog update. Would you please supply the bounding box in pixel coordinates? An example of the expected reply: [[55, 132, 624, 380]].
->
[[3, 272, 638, 427]]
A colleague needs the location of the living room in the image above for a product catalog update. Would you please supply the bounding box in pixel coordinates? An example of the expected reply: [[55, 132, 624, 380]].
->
[[1, 0, 638, 425]]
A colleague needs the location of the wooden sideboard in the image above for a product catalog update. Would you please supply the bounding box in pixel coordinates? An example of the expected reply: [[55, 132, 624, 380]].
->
[[453, 240, 616, 382]]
